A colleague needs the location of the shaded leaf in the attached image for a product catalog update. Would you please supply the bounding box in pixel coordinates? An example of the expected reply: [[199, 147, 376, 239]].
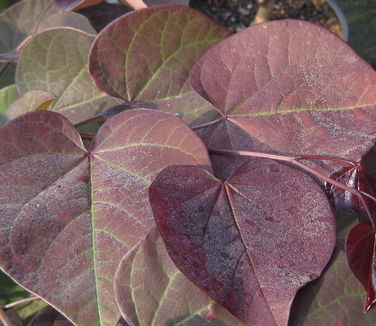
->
[[0, 84, 18, 115], [0, 63, 15, 89], [149, 160, 336, 325], [89, 5, 230, 126], [54, 0, 102, 11], [144, 0, 189, 7], [346, 223, 376, 311], [1, 90, 55, 125], [190, 20, 376, 174], [0, 109, 211, 326], [16, 28, 119, 124], [114, 228, 244, 326], [289, 221, 376, 326], [77, 2, 131, 32], [0, 0, 58, 58], [1, 309, 23, 326], [28, 305, 74, 326]]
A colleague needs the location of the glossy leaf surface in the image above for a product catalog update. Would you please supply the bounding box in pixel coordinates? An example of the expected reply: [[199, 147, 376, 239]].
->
[[16, 28, 119, 124], [89, 5, 230, 125], [346, 223, 376, 311], [114, 228, 244, 326], [190, 20, 376, 172], [0, 109, 210, 326], [150, 161, 336, 325]]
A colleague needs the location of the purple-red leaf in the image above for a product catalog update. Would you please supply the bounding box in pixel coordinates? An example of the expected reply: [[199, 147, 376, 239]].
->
[[89, 5, 230, 126], [190, 20, 376, 174], [149, 160, 336, 325], [114, 228, 244, 326], [28, 306, 74, 326], [346, 223, 376, 311], [0, 109, 210, 326]]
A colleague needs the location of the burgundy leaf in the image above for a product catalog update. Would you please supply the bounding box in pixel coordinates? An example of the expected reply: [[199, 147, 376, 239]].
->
[[0, 109, 211, 326], [149, 160, 336, 325], [346, 223, 376, 311], [89, 5, 230, 126], [190, 20, 376, 174]]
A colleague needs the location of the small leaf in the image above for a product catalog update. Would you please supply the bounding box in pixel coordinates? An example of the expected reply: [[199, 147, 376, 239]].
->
[[346, 223, 376, 311], [190, 20, 376, 174], [114, 228, 244, 326], [89, 5, 230, 125], [28, 305, 74, 326], [0, 109, 211, 326], [16, 28, 119, 124], [150, 160, 336, 325], [1, 90, 55, 125], [0, 84, 18, 115]]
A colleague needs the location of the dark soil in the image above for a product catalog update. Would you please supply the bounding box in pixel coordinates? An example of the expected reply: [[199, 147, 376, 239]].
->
[[190, 0, 343, 37]]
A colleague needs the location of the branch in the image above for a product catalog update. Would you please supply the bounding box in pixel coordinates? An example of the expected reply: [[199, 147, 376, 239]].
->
[[3, 296, 40, 310], [251, 0, 276, 25], [209, 148, 376, 227]]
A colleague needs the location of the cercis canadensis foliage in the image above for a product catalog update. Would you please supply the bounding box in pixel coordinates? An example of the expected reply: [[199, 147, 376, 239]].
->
[[0, 1, 376, 326]]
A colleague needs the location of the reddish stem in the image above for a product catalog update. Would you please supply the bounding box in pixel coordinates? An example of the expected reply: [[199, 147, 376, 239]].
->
[[209, 148, 376, 228]]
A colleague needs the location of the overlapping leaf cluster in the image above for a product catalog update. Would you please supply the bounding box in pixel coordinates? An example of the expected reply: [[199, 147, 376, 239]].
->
[[1, 1, 376, 326]]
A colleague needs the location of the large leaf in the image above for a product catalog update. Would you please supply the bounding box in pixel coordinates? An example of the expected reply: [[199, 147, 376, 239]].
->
[[89, 5, 230, 126], [149, 160, 336, 325], [190, 20, 376, 173], [0, 109, 211, 326], [114, 228, 244, 326], [0, 84, 18, 115], [16, 28, 119, 124]]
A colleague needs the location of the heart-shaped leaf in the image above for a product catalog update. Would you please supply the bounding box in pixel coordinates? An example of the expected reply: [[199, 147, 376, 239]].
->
[[190, 20, 376, 173], [0, 109, 211, 326], [0, 84, 18, 115], [16, 28, 120, 124], [149, 160, 336, 325], [89, 5, 230, 126], [114, 228, 244, 326]]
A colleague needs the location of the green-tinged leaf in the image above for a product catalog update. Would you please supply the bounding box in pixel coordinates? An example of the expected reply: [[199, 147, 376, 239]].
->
[[114, 228, 244, 326], [0, 84, 18, 114], [28, 305, 74, 326], [0, 63, 15, 88], [89, 5, 230, 126], [1, 89, 55, 124], [0, 109, 211, 326], [290, 220, 376, 325], [16, 28, 119, 124], [0, 0, 58, 59]]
